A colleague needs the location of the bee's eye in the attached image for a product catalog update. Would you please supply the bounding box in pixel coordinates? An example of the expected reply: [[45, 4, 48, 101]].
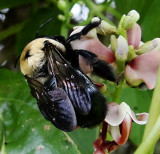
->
[[24, 50, 31, 59]]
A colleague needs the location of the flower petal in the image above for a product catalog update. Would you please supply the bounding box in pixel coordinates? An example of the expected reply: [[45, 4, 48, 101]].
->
[[125, 49, 160, 89], [71, 37, 115, 64], [132, 112, 149, 124], [93, 136, 103, 152], [127, 23, 141, 49], [110, 113, 132, 145], [105, 102, 126, 126]]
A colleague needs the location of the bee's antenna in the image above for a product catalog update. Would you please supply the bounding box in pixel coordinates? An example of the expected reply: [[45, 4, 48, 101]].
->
[[36, 18, 53, 38], [14, 55, 20, 68]]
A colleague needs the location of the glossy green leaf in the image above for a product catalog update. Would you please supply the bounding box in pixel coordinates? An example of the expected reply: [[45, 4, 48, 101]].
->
[[68, 127, 98, 154], [141, 0, 160, 41], [119, 87, 152, 145]]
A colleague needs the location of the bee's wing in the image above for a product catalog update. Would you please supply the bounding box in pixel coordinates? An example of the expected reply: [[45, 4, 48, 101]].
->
[[53, 61, 94, 116], [25, 76, 77, 132], [45, 44, 93, 115]]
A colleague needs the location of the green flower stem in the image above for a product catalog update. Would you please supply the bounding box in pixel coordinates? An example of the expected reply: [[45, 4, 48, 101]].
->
[[117, 28, 127, 39], [0, 114, 5, 154], [117, 15, 127, 39], [135, 66, 160, 153], [116, 60, 125, 74], [112, 79, 124, 103], [59, 0, 74, 37], [134, 115, 160, 154], [128, 46, 138, 61]]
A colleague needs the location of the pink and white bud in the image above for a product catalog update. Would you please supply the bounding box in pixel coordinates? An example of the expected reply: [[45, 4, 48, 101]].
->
[[127, 23, 141, 49], [115, 35, 129, 61]]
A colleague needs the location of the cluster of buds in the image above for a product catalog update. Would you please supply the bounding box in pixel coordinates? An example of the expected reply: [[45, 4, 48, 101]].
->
[[68, 10, 157, 153]]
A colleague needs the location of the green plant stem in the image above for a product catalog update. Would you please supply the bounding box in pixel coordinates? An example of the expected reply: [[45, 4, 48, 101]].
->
[[0, 114, 5, 154], [112, 79, 124, 103], [135, 66, 160, 153], [134, 115, 160, 154]]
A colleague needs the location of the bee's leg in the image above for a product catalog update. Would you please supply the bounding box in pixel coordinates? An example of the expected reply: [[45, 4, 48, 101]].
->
[[74, 49, 117, 82], [44, 76, 57, 90], [67, 18, 102, 43]]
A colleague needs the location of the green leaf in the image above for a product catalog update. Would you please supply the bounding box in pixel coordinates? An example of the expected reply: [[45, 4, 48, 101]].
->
[[141, 0, 160, 41], [68, 128, 98, 154], [114, 0, 153, 23], [119, 87, 152, 145], [0, 0, 35, 10], [0, 69, 80, 154]]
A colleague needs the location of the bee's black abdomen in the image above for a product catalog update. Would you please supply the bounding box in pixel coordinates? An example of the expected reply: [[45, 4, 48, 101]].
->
[[76, 90, 107, 128]]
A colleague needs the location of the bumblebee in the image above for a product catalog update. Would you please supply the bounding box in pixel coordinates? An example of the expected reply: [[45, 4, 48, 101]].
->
[[20, 18, 117, 132]]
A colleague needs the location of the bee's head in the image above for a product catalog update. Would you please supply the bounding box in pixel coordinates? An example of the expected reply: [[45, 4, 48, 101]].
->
[[20, 38, 66, 78]]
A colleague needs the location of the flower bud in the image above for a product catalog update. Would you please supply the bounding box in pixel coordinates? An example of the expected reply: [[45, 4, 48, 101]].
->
[[57, 14, 66, 21], [136, 38, 160, 55], [77, 1, 83, 5], [110, 35, 117, 53], [57, 0, 67, 11], [91, 17, 117, 35], [121, 10, 140, 30], [128, 10, 140, 22], [69, 12, 73, 17], [115, 35, 128, 61], [122, 16, 135, 30]]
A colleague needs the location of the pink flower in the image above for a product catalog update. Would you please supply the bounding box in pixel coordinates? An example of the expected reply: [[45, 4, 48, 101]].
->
[[69, 21, 115, 64], [125, 21, 160, 89], [93, 102, 149, 153]]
